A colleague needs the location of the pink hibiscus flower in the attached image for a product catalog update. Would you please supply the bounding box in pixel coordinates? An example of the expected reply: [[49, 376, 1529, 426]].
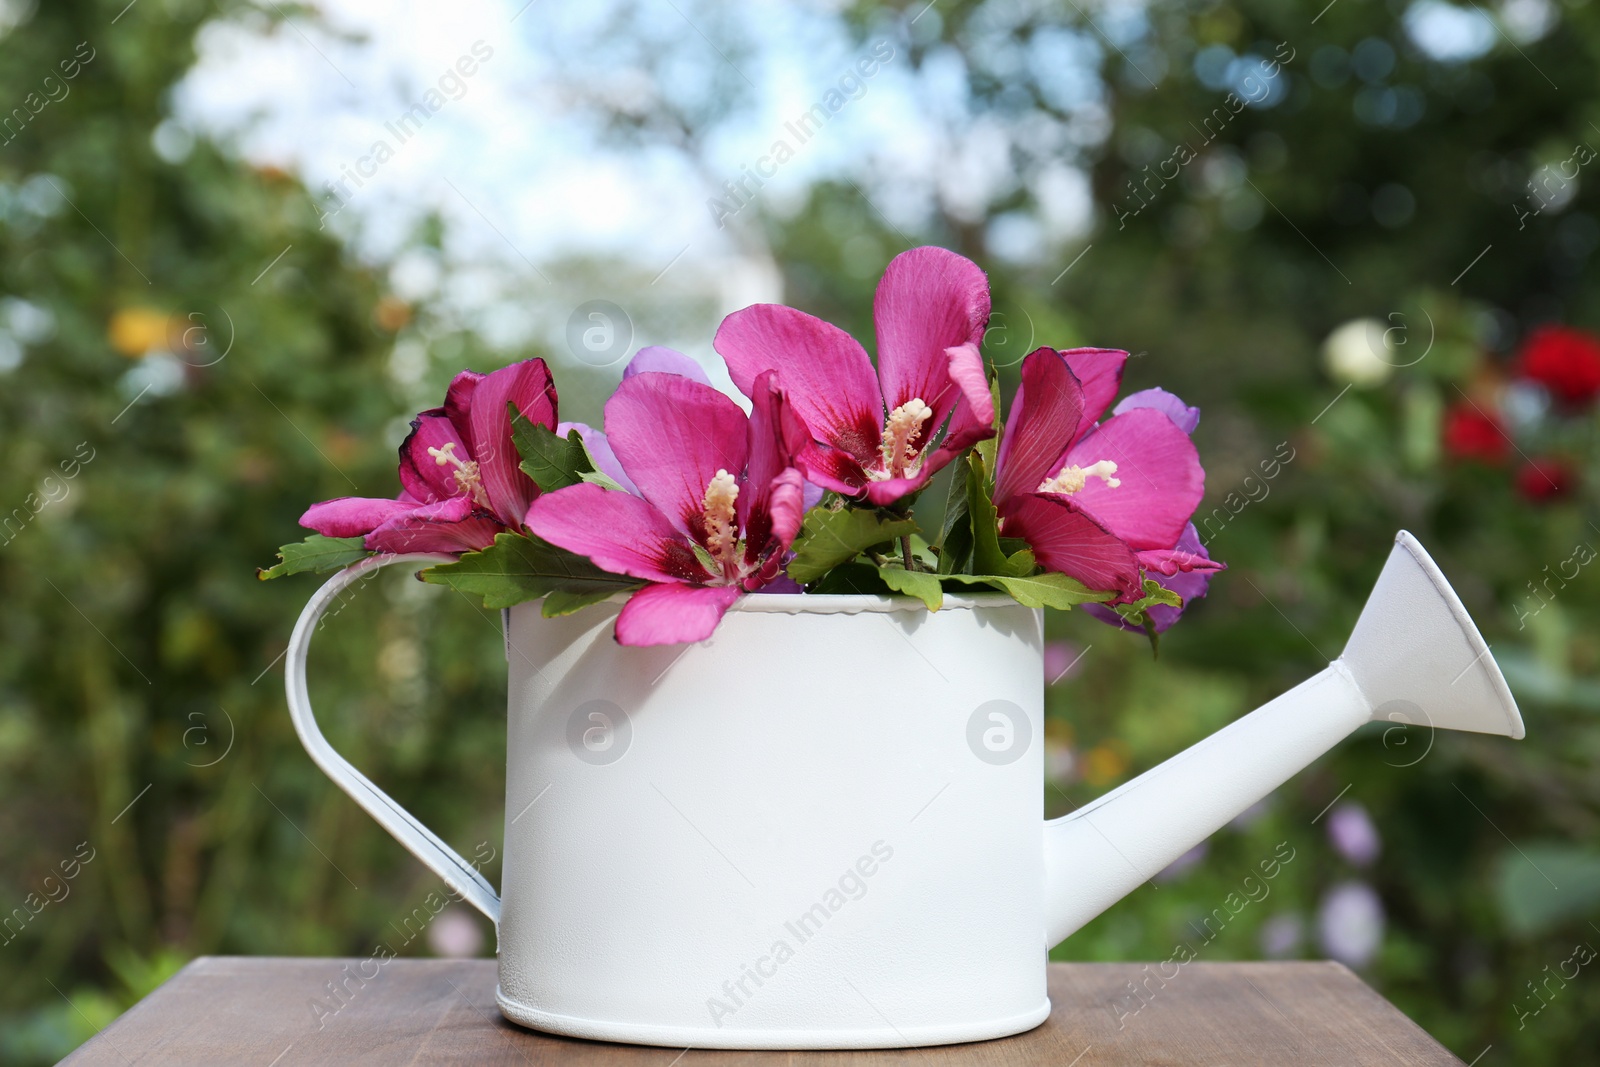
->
[[713, 246, 994, 506], [300, 359, 557, 554], [526, 369, 808, 646], [993, 347, 1217, 603]]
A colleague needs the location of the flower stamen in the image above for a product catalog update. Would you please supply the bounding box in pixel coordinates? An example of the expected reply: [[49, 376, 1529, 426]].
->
[[702, 468, 740, 574], [428, 441, 490, 508], [1038, 459, 1120, 495], [872, 398, 933, 481]]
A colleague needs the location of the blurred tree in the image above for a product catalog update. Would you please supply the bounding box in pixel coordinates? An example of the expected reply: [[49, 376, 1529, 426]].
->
[[1, 0, 1596, 1062]]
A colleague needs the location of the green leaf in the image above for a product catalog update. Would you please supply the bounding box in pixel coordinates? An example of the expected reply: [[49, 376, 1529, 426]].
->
[[578, 468, 627, 492], [965, 451, 1009, 577], [541, 586, 626, 618], [258, 535, 369, 580], [422, 531, 642, 610], [934, 455, 970, 548], [807, 561, 892, 595], [1110, 579, 1185, 655], [511, 408, 593, 493], [942, 570, 1115, 610], [878, 566, 944, 611], [1002, 547, 1036, 577], [974, 368, 1002, 470], [787, 507, 918, 584]]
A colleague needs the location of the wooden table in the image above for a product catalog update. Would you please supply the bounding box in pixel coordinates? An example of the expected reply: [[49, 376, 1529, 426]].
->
[[62, 957, 1464, 1065]]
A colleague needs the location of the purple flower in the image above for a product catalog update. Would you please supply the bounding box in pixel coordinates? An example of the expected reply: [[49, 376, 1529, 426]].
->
[[1326, 802, 1382, 867]]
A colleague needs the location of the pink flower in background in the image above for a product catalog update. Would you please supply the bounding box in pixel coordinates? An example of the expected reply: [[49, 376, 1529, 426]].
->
[[1043, 640, 1085, 684], [992, 346, 1217, 603], [1325, 802, 1382, 867], [427, 906, 485, 958], [527, 370, 808, 646], [300, 360, 558, 554], [1259, 913, 1305, 959], [1317, 881, 1385, 967], [714, 246, 993, 506]]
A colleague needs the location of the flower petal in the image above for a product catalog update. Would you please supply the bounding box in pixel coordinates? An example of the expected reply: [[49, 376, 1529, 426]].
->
[[743, 467, 807, 585], [1114, 387, 1200, 436], [604, 372, 750, 536], [364, 495, 503, 555], [525, 482, 705, 585], [795, 441, 870, 497], [444, 370, 486, 450], [300, 496, 417, 537], [1061, 348, 1128, 426], [935, 340, 997, 456], [615, 582, 743, 646], [739, 370, 808, 532], [999, 492, 1142, 600], [1085, 523, 1219, 633], [873, 247, 990, 428], [624, 345, 713, 385], [994, 348, 1085, 511], [398, 411, 469, 503], [714, 303, 883, 462], [1065, 407, 1204, 551], [862, 471, 936, 506], [468, 359, 560, 528], [557, 421, 639, 496]]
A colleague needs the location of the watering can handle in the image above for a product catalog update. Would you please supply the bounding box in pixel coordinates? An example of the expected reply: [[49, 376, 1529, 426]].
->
[[284, 551, 502, 928]]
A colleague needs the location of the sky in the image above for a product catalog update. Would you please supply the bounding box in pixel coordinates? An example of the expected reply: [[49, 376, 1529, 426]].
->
[[166, 0, 1553, 389], [169, 0, 1025, 372]]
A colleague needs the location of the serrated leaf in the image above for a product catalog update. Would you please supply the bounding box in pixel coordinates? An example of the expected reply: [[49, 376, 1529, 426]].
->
[[258, 535, 369, 580], [1002, 547, 1036, 577], [578, 468, 627, 492], [878, 567, 944, 611], [807, 561, 892, 595], [942, 570, 1115, 610], [542, 585, 625, 618], [966, 451, 1009, 577], [511, 408, 593, 493], [422, 531, 641, 610], [1112, 579, 1185, 656], [787, 507, 918, 584], [935, 455, 970, 548], [938, 521, 973, 575]]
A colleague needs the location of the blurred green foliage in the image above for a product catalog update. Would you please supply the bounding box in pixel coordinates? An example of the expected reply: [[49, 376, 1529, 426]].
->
[[1, 0, 1598, 1062]]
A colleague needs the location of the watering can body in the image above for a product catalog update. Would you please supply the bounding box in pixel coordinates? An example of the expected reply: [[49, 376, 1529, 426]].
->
[[284, 531, 1523, 1049]]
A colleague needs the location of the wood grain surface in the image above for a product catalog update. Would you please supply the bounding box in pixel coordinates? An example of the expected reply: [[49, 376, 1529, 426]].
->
[[60, 957, 1465, 1066]]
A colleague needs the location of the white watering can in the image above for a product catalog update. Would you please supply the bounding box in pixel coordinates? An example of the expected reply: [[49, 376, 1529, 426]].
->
[[285, 530, 1522, 1049]]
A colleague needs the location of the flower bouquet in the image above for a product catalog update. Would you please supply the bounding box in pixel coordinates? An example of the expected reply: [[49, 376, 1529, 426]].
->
[[262, 247, 1223, 645]]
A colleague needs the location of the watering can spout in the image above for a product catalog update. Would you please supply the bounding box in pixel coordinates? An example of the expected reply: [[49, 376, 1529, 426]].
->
[[1041, 531, 1524, 947]]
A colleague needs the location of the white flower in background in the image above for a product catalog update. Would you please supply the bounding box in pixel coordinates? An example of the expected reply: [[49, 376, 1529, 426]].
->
[[1322, 318, 1395, 388], [1317, 881, 1385, 967]]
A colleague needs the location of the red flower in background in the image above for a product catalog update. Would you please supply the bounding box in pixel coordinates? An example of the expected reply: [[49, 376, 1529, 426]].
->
[[1442, 402, 1508, 463], [1515, 457, 1576, 503], [1516, 326, 1600, 408]]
